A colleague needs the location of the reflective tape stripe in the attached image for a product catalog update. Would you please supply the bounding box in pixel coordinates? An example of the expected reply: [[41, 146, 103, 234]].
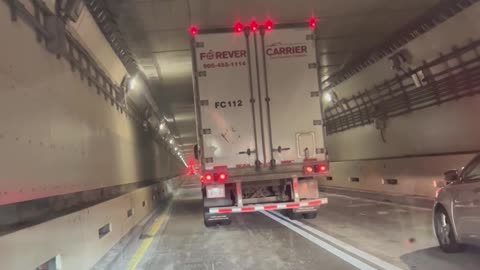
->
[[209, 198, 328, 214], [286, 203, 300, 208]]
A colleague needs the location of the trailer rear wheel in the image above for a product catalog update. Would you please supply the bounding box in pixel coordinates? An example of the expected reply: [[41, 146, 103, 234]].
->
[[303, 212, 317, 219], [287, 210, 303, 220], [204, 208, 231, 227]]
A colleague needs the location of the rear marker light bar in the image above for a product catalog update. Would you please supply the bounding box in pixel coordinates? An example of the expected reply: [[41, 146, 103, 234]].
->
[[209, 198, 328, 214]]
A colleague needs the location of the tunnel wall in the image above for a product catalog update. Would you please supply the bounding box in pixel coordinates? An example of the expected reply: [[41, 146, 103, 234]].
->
[[0, 2, 184, 205], [321, 2, 480, 198], [0, 176, 185, 270]]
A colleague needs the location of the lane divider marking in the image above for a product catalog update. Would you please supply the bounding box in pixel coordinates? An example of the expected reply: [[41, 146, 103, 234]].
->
[[261, 211, 377, 270], [269, 211, 402, 270], [126, 200, 173, 270]]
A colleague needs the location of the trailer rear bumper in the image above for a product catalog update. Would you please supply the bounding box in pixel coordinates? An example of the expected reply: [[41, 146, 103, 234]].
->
[[208, 197, 327, 214]]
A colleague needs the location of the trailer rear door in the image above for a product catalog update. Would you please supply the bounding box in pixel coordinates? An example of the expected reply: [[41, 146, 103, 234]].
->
[[256, 27, 326, 163], [194, 32, 260, 169]]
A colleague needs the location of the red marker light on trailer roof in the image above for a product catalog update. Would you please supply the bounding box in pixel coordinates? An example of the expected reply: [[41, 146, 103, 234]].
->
[[309, 17, 317, 29], [234, 22, 244, 33], [250, 20, 258, 32], [190, 26, 198, 36], [265, 19, 273, 31]]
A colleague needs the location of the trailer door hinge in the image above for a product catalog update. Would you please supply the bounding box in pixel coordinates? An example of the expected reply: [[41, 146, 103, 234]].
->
[[203, 128, 212, 135], [200, 100, 209, 106], [313, 120, 323, 126], [316, 148, 325, 154], [306, 34, 314, 40], [310, 91, 320, 97], [308, 63, 318, 69], [196, 42, 204, 48], [198, 71, 207, 77], [205, 157, 214, 163]]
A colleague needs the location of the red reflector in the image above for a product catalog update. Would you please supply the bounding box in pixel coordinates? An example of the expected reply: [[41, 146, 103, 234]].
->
[[308, 200, 322, 206], [250, 20, 258, 32], [264, 205, 278, 211], [309, 17, 317, 29], [241, 207, 255, 212], [265, 19, 273, 31], [286, 203, 300, 209], [304, 166, 314, 174], [189, 26, 198, 36], [218, 208, 232, 214], [234, 22, 244, 33]]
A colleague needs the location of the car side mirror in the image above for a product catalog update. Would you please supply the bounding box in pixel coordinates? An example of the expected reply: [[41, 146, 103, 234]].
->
[[444, 169, 459, 183]]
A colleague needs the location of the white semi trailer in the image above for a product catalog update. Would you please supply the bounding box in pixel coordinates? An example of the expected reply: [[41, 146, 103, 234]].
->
[[191, 20, 329, 226]]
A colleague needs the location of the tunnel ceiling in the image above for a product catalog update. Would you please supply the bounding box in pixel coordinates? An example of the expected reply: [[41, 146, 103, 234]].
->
[[105, 0, 440, 159]]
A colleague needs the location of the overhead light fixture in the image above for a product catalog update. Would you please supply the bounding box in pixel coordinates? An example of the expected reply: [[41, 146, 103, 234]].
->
[[174, 147, 178, 151], [324, 92, 332, 103], [129, 76, 137, 91], [169, 139, 174, 144], [324, 91, 338, 103]]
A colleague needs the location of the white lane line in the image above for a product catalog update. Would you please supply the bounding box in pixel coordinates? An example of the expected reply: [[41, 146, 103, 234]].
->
[[269, 211, 402, 270], [261, 211, 377, 270], [346, 203, 375, 208]]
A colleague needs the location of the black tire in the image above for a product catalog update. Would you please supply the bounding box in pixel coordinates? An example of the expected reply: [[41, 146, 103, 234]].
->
[[204, 219, 217, 227], [288, 210, 303, 220], [434, 206, 463, 253], [303, 212, 317, 219], [203, 208, 231, 227]]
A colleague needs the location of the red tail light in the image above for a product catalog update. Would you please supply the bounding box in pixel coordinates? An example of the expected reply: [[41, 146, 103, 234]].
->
[[234, 22, 244, 33], [217, 172, 228, 183], [202, 173, 213, 184], [265, 19, 273, 31], [304, 166, 314, 174], [318, 164, 327, 173]]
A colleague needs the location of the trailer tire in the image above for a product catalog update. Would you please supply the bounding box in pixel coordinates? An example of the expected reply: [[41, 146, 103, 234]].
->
[[287, 210, 303, 220], [204, 219, 217, 227], [303, 212, 317, 219]]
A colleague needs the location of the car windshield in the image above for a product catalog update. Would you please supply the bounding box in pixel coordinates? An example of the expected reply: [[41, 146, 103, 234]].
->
[[2, 1, 480, 270]]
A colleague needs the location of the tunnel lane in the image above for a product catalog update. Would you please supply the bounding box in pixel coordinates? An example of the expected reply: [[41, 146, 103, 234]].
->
[[102, 177, 480, 270]]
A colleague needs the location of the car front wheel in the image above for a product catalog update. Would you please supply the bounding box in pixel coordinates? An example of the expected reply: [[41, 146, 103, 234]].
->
[[434, 206, 463, 253]]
